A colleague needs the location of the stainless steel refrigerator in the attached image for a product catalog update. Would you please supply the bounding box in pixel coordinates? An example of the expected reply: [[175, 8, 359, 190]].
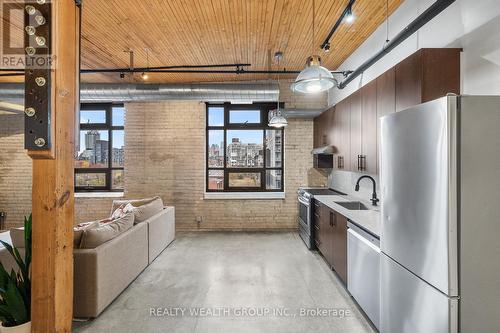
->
[[380, 95, 500, 333]]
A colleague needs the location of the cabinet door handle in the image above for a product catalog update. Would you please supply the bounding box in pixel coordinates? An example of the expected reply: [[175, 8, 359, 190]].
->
[[357, 155, 367, 171], [329, 211, 334, 227], [333, 213, 337, 227]]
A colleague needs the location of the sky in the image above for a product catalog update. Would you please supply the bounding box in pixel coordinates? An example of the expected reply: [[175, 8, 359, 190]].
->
[[79, 107, 125, 153], [208, 108, 264, 146], [208, 108, 261, 126]]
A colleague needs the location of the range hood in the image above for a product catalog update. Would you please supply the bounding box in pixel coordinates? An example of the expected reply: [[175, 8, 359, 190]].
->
[[311, 146, 335, 155], [312, 146, 335, 169]]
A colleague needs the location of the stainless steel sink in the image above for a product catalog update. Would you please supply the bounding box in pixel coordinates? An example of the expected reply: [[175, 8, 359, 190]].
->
[[334, 201, 370, 210]]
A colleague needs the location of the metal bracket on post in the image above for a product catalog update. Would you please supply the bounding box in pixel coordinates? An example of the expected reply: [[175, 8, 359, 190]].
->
[[24, 0, 52, 155]]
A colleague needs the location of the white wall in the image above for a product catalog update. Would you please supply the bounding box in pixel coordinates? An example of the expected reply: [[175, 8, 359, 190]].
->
[[328, 0, 500, 105]]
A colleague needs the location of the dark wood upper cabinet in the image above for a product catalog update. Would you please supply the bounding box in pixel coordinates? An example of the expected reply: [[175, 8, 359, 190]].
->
[[396, 48, 461, 111], [313, 111, 326, 148], [313, 48, 461, 176], [313, 107, 335, 148], [376, 67, 396, 173], [333, 99, 351, 171], [361, 80, 377, 174], [326, 106, 336, 148], [350, 91, 362, 171]]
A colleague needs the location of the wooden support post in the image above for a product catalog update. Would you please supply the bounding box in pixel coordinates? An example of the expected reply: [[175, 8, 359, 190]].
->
[[28, 1, 80, 332]]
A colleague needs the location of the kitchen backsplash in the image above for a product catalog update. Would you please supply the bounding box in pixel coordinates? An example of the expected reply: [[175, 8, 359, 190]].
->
[[327, 170, 380, 204]]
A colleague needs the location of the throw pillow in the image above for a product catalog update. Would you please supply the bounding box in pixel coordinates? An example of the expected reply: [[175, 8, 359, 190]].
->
[[112, 197, 164, 223], [79, 213, 135, 249], [73, 220, 100, 247], [110, 203, 127, 220], [9, 227, 25, 248]]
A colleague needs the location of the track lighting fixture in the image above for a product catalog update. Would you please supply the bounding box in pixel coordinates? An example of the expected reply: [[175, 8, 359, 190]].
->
[[120, 72, 125, 79], [141, 72, 148, 80], [345, 5, 355, 23]]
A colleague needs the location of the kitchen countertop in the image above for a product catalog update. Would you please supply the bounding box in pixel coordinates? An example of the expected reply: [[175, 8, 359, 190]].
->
[[314, 195, 381, 238]]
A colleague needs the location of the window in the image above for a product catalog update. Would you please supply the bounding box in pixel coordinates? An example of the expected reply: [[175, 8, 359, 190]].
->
[[75, 104, 125, 192], [206, 103, 284, 192]]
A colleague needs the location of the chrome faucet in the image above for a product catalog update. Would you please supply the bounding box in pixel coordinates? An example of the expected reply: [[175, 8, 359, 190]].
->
[[355, 175, 379, 206]]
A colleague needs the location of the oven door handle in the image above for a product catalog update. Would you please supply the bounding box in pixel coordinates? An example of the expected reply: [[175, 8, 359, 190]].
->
[[298, 197, 311, 207]]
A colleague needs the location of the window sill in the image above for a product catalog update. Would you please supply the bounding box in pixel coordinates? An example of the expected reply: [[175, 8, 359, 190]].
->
[[204, 192, 285, 200], [74, 192, 124, 198]]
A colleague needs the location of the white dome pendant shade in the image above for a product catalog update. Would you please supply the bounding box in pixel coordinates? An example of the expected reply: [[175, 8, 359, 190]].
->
[[268, 108, 288, 128], [292, 55, 338, 93]]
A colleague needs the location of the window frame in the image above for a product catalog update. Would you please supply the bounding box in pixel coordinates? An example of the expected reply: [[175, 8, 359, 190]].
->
[[206, 102, 284, 193], [75, 103, 125, 192]]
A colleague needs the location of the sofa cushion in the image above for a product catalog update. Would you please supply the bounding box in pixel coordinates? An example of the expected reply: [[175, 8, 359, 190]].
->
[[79, 213, 135, 249], [112, 196, 164, 223], [10, 220, 102, 249]]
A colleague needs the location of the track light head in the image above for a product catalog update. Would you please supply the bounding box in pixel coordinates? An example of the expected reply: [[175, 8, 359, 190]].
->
[[120, 72, 125, 79], [141, 72, 149, 80], [323, 43, 331, 53], [345, 5, 355, 23]]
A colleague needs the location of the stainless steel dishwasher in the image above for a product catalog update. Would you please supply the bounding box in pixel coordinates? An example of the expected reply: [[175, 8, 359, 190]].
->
[[347, 222, 380, 329]]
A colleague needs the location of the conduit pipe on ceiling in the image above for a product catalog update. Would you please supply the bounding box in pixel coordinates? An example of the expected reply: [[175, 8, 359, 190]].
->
[[338, 0, 456, 89]]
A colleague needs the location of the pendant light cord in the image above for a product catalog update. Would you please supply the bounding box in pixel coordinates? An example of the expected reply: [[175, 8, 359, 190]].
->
[[385, 0, 390, 44], [312, 0, 316, 55], [276, 58, 280, 114]]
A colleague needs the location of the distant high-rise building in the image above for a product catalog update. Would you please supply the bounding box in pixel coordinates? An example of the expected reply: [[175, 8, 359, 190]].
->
[[112, 147, 124, 166], [226, 138, 263, 167], [85, 130, 100, 152]]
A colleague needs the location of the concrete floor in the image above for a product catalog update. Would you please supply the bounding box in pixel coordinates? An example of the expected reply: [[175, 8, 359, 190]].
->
[[73, 232, 375, 333]]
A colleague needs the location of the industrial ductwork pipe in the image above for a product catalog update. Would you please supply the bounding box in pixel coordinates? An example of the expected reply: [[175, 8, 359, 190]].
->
[[0, 82, 279, 104]]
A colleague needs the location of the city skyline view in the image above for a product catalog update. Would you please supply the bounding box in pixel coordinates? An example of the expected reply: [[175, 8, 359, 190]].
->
[[207, 128, 283, 190], [76, 107, 125, 189]]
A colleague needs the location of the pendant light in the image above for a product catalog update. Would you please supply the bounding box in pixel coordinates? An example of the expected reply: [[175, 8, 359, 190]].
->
[[292, 0, 338, 93], [269, 52, 288, 128]]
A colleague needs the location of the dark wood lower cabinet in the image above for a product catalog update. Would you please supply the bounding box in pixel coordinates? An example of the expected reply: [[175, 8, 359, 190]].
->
[[332, 212, 348, 284], [314, 202, 348, 285]]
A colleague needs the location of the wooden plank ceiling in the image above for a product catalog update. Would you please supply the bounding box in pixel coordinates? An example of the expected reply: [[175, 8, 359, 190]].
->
[[1, 0, 404, 83]]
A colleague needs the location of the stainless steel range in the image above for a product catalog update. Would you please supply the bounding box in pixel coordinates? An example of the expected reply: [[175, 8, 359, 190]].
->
[[297, 187, 346, 249]]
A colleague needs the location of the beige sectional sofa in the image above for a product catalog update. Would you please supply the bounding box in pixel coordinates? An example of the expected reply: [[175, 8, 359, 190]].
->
[[0, 205, 175, 318]]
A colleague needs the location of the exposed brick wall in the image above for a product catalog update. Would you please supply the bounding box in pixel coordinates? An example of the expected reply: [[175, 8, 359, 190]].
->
[[122, 101, 324, 231], [1, 80, 327, 229], [0, 114, 32, 229]]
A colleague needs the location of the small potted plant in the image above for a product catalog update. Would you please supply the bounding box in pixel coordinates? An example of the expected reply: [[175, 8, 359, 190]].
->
[[0, 215, 31, 333]]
